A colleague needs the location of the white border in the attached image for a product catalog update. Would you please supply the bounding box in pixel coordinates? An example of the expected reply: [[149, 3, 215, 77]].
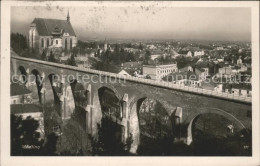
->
[[1, 1, 259, 166]]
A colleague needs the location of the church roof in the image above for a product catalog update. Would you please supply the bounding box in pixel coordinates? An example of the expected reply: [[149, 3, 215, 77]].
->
[[32, 18, 76, 36]]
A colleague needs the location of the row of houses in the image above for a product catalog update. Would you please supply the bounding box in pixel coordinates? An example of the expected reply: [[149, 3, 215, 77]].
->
[[177, 50, 205, 57]]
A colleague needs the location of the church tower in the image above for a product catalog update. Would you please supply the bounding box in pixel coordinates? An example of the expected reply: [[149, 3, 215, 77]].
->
[[67, 10, 70, 23]]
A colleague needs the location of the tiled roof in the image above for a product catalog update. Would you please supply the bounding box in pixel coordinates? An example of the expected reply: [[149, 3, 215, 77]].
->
[[11, 83, 32, 96], [32, 18, 76, 36]]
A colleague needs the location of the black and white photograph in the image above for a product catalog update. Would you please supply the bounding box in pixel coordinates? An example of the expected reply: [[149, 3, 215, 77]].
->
[[1, 1, 260, 165]]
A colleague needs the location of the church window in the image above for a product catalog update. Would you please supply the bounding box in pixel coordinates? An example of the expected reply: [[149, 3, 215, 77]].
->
[[31, 30, 34, 48], [56, 40, 58, 44], [41, 38, 44, 48], [65, 38, 67, 50], [47, 38, 49, 46], [70, 38, 72, 49]]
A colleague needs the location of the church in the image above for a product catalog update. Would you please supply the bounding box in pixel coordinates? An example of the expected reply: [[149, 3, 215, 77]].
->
[[29, 11, 77, 53]]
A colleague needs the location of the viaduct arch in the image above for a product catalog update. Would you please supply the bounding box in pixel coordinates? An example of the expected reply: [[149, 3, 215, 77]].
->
[[11, 55, 252, 154]]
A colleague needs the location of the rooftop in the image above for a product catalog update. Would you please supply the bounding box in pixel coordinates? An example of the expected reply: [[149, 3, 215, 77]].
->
[[11, 83, 32, 96], [32, 18, 76, 36]]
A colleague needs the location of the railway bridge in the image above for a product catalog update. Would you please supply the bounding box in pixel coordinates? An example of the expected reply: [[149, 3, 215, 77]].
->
[[11, 55, 252, 153]]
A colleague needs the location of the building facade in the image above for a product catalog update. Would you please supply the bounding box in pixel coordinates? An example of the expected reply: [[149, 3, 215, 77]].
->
[[143, 63, 178, 80], [11, 83, 33, 104], [29, 11, 77, 53]]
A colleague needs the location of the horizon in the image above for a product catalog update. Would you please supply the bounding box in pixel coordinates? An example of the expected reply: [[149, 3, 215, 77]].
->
[[11, 6, 251, 42]]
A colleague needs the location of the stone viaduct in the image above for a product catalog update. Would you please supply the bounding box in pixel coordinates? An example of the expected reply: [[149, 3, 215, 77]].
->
[[11, 55, 252, 153]]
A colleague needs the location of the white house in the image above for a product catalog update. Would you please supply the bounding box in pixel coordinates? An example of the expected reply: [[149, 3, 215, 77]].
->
[[118, 69, 131, 76], [237, 56, 243, 65]]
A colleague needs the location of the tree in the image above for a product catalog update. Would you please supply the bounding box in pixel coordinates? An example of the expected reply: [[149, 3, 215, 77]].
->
[[41, 48, 48, 61], [68, 54, 77, 66], [55, 114, 91, 156], [11, 114, 43, 156], [48, 50, 57, 63], [138, 43, 143, 50], [120, 48, 126, 63], [175, 56, 192, 69], [11, 33, 28, 54], [11, 115, 23, 155], [144, 50, 151, 64]]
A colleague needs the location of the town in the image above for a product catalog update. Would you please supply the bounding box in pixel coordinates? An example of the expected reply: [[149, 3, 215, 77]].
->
[[10, 9, 252, 156], [12, 13, 252, 97]]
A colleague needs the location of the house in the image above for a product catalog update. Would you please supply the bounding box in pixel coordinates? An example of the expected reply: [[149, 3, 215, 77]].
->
[[151, 54, 162, 60], [147, 44, 157, 50], [194, 50, 204, 57], [214, 84, 223, 92], [216, 47, 224, 50], [197, 58, 204, 63], [11, 82, 33, 105], [200, 80, 217, 91], [195, 62, 210, 78], [217, 58, 224, 63], [177, 50, 190, 57], [179, 65, 208, 80], [187, 51, 193, 57], [237, 56, 243, 65], [231, 84, 252, 97], [77, 61, 89, 68], [29, 11, 77, 53], [150, 50, 166, 60], [218, 66, 232, 76], [121, 62, 143, 76], [223, 83, 251, 97], [240, 65, 248, 72], [200, 79, 223, 92], [194, 68, 207, 80], [143, 63, 178, 80], [224, 56, 233, 65], [179, 65, 193, 72], [118, 69, 131, 76]]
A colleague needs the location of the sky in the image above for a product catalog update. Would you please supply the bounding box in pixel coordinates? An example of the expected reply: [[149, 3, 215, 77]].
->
[[11, 6, 251, 41]]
